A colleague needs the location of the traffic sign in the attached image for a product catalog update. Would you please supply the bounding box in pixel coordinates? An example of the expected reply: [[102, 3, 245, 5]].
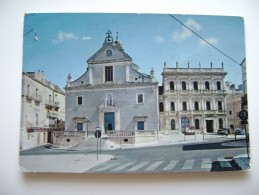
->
[[95, 129, 101, 138], [239, 110, 248, 121]]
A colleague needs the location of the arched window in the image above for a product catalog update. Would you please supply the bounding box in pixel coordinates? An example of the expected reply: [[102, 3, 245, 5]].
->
[[205, 81, 210, 90], [216, 81, 221, 90], [218, 101, 222, 111], [182, 101, 187, 111], [195, 119, 200, 129], [159, 102, 164, 112], [219, 118, 223, 129], [170, 102, 175, 111], [171, 119, 176, 130], [194, 101, 199, 110], [193, 81, 198, 90], [182, 81, 187, 90], [206, 101, 211, 110], [170, 81, 174, 90]]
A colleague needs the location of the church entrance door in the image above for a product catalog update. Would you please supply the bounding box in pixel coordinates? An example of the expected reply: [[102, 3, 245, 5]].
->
[[104, 112, 115, 133]]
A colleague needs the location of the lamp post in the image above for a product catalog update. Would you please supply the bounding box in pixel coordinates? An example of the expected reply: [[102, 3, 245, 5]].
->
[[231, 84, 236, 134], [24, 29, 39, 42]]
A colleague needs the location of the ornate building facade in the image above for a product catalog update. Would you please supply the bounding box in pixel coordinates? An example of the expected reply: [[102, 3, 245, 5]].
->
[[20, 71, 65, 150], [65, 30, 159, 136], [159, 62, 228, 133]]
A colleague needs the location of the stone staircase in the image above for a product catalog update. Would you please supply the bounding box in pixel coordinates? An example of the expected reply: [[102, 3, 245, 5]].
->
[[70, 136, 121, 151]]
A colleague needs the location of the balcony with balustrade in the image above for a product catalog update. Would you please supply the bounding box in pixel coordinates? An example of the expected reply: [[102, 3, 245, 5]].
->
[[165, 89, 227, 95], [25, 92, 42, 102], [45, 99, 60, 111]]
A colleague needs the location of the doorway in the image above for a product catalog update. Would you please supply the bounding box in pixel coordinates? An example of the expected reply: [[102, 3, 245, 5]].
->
[[206, 120, 214, 133], [104, 112, 115, 133], [181, 117, 189, 131], [47, 131, 52, 143]]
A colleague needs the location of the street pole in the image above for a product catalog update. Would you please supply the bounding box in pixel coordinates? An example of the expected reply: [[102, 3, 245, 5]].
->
[[97, 137, 98, 160], [87, 121, 88, 137], [244, 124, 250, 160], [232, 85, 236, 134], [100, 137, 102, 155]]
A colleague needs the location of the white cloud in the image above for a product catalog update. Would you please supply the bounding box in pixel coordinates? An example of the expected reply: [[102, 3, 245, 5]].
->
[[52, 31, 78, 44], [172, 17, 201, 42], [200, 38, 218, 46], [154, 35, 165, 43], [82, 36, 92, 41]]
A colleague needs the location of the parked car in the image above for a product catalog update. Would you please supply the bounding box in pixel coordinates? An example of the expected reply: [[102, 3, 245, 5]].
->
[[234, 128, 245, 135], [234, 129, 241, 135], [217, 128, 230, 135]]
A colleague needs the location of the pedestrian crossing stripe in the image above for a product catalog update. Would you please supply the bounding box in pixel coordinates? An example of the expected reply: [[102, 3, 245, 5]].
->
[[201, 158, 212, 169], [127, 161, 149, 172], [145, 161, 164, 171], [111, 162, 135, 172], [162, 160, 179, 171], [92, 157, 227, 172], [95, 162, 120, 172], [182, 159, 195, 169]]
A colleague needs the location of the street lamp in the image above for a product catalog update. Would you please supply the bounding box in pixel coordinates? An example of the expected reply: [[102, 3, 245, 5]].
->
[[230, 84, 236, 133], [24, 29, 39, 42]]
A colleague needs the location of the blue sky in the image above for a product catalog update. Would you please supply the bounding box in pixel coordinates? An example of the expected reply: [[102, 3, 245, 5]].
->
[[23, 13, 245, 89]]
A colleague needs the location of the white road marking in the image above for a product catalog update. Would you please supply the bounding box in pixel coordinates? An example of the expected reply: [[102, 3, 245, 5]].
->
[[111, 162, 136, 172], [127, 162, 149, 172], [145, 161, 164, 171], [162, 160, 179, 171], [95, 163, 120, 172], [182, 159, 195, 169], [201, 158, 212, 169]]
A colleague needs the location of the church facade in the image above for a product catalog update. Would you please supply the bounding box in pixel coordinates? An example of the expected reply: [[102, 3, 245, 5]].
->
[[65, 30, 159, 136], [159, 62, 228, 133]]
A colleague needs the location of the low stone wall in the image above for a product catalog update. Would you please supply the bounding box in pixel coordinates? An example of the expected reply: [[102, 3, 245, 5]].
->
[[52, 131, 85, 148], [107, 130, 158, 145], [108, 136, 135, 145]]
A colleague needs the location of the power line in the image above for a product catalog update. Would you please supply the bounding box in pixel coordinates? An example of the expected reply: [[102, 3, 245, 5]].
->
[[168, 14, 241, 66]]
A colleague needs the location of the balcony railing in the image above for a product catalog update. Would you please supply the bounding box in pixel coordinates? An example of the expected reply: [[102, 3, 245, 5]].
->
[[165, 89, 226, 95], [25, 92, 42, 102], [168, 110, 227, 115], [55, 131, 85, 137], [45, 100, 60, 110]]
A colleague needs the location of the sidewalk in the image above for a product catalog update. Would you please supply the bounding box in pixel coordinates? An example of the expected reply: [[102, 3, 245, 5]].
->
[[20, 153, 113, 173], [58, 132, 247, 151]]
